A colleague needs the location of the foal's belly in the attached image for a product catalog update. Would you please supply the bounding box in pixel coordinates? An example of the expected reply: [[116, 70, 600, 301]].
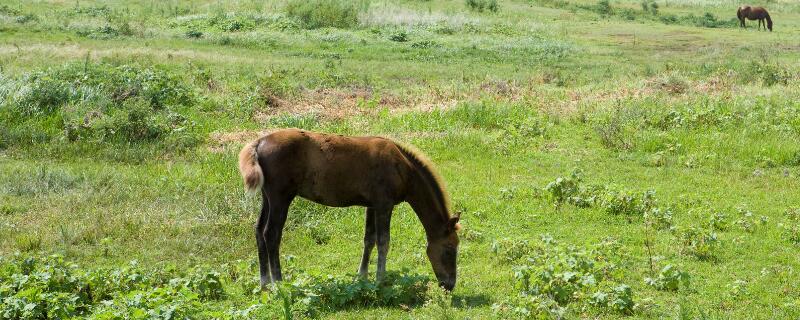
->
[[298, 189, 371, 208], [295, 166, 401, 208], [295, 172, 375, 208]]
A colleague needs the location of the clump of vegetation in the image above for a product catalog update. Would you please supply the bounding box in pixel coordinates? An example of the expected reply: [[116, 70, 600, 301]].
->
[[651, 73, 689, 94], [543, 169, 591, 209], [388, 30, 409, 42], [255, 68, 297, 108], [70, 5, 112, 17], [0, 254, 431, 319], [645, 265, 690, 291], [680, 227, 720, 260], [689, 12, 736, 28], [492, 237, 634, 317], [411, 40, 441, 49], [169, 12, 266, 34], [599, 188, 646, 216], [748, 61, 794, 86], [495, 116, 549, 155], [592, 0, 613, 16], [594, 111, 635, 150], [465, 0, 500, 13], [537, 0, 737, 29], [285, 0, 369, 29], [185, 29, 203, 38], [71, 11, 135, 39], [276, 270, 429, 317], [0, 62, 200, 147], [780, 208, 800, 245], [0, 254, 223, 319], [733, 207, 767, 233], [645, 207, 674, 231], [0, 203, 27, 215], [544, 171, 667, 218], [706, 211, 729, 231], [0, 5, 38, 24], [491, 238, 533, 263], [640, 0, 659, 15]]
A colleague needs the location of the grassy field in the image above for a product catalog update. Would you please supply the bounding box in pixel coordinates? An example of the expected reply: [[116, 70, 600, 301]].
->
[[1, 0, 799, 318]]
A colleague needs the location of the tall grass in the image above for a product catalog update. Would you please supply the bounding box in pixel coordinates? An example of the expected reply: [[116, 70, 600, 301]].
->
[[285, 0, 370, 29]]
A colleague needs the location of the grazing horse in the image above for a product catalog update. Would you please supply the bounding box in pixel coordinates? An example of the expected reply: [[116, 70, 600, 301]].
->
[[239, 129, 461, 290], [737, 6, 772, 31]]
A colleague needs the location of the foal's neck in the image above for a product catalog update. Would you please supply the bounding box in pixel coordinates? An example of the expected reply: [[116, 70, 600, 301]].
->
[[406, 174, 449, 241]]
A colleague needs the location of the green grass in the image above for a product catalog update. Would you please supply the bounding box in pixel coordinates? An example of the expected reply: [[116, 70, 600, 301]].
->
[[1, 0, 799, 318]]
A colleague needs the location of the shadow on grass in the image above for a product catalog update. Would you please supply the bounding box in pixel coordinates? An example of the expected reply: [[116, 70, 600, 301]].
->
[[451, 293, 492, 308]]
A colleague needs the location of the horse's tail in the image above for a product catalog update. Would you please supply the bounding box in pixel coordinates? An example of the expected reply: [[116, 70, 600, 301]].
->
[[765, 12, 772, 31], [239, 139, 264, 193]]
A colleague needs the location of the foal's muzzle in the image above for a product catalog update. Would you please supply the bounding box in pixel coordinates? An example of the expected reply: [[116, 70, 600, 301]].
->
[[439, 279, 456, 291]]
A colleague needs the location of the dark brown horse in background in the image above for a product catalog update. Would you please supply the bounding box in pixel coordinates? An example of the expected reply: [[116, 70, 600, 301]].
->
[[737, 6, 772, 31], [239, 129, 461, 291]]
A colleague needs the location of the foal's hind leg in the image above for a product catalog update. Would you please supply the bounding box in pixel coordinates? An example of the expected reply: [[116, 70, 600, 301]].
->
[[358, 208, 377, 278], [255, 195, 271, 289], [264, 194, 294, 283], [374, 205, 394, 283]]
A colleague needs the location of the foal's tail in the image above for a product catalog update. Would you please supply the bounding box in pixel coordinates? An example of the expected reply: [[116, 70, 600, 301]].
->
[[765, 12, 773, 31], [239, 140, 264, 193]]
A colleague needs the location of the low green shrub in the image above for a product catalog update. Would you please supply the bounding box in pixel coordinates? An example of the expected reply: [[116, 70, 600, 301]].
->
[[645, 265, 690, 291], [493, 237, 634, 317], [0, 62, 200, 147], [285, 0, 369, 29], [388, 30, 409, 42], [781, 208, 800, 245], [544, 171, 664, 217], [645, 207, 674, 231], [706, 211, 729, 231], [491, 238, 533, 263], [465, 0, 500, 13], [680, 227, 720, 260], [0, 254, 432, 319]]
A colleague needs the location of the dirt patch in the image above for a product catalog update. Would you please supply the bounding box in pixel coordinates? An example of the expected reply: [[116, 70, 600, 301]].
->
[[252, 87, 409, 122], [250, 85, 478, 122], [547, 73, 737, 116], [207, 130, 272, 153]]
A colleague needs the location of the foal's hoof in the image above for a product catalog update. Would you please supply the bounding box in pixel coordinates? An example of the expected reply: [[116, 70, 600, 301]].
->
[[260, 277, 273, 291]]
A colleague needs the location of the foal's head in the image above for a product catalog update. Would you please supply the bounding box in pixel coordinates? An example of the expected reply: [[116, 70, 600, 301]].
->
[[427, 214, 461, 291]]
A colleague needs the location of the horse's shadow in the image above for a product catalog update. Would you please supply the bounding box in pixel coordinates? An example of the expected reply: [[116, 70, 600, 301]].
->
[[451, 293, 492, 308]]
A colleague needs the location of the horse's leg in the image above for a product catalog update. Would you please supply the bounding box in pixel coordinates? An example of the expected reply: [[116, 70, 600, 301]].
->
[[255, 194, 271, 289], [264, 194, 294, 283], [358, 208, 376, 278], [374, 205, 393, 283]]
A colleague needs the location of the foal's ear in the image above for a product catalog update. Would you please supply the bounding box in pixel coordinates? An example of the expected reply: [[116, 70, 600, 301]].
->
[[447, 214, 461, 233]]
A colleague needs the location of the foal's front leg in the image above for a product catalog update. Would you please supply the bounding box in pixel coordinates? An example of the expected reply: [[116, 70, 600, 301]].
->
[[374, 206, 393, 283], [358, 208, 376, 278]]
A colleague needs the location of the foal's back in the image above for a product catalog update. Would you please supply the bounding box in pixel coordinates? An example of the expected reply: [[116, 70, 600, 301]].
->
[[257, 129, 412, 207]]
